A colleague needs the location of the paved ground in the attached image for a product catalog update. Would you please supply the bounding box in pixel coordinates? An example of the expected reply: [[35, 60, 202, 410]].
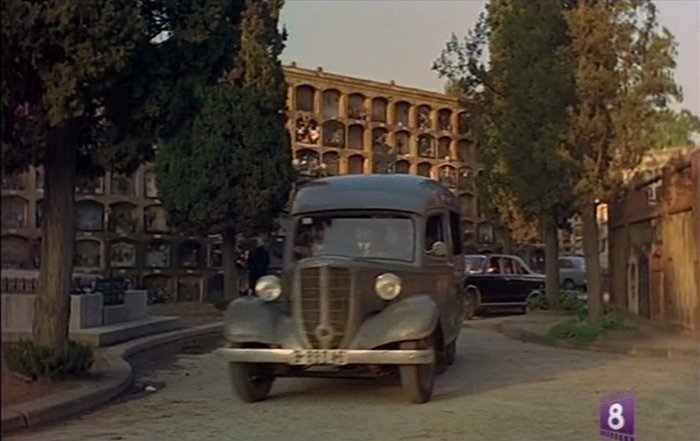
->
[[7, 318, 699, 441]]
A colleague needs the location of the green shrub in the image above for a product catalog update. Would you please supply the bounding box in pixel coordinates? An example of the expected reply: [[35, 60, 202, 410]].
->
[[530, 291, 587, 316], [4, 340, 94, 381], [548, 320, 603, 344], [548, 310, 637, 344]]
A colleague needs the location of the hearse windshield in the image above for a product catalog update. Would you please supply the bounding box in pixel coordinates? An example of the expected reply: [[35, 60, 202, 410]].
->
[[292, 213, 415, 262]]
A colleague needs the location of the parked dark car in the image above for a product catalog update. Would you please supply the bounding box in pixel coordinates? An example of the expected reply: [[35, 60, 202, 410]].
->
[[463, 253, 545, 319], [218, 174, 467, 404]]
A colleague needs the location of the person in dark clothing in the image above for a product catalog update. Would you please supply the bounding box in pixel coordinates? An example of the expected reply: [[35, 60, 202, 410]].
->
[[247, 237, 270, 295]]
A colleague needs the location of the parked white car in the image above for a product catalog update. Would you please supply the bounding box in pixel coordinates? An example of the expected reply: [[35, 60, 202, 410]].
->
[[559, 256, 587, 291]]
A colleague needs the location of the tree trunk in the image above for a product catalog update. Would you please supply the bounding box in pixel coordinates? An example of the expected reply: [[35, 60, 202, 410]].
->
[[582, 203, 604, 324], [222, 227, 239, 301], [34, 129, 77, 349], [543, 218, 560, 305]]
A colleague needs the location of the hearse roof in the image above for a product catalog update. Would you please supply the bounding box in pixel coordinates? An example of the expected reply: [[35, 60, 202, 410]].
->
[[291, 174, 459, 215]]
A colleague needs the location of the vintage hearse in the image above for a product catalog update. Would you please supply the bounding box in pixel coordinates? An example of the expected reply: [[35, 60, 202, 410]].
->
[[217, 174, 467, 403]]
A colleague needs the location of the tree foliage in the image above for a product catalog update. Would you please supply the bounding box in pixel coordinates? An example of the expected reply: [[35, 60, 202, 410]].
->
[[157, 0, 293, 238], [433, 0, 577, 246], [1, 0, 247, 348], [564, 0, 680, 202], [650, 108, 700, 149], [564, 0, 679, 323]]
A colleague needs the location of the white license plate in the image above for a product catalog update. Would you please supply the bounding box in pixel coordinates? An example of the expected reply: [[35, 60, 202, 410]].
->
[[291, 349, 349, 365]]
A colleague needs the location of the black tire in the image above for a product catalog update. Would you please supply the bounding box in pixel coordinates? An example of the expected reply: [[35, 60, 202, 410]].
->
[[399, 337, 436, 404], [229, 362, 275, 402], [464, 291, 478, 321], [563, 279, 576, 291], [445, 339, 457, 365], [522, 291, 542, 314]]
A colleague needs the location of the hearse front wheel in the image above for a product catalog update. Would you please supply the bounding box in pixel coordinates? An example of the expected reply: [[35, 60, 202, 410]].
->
[[399, 338, 436, 404], [229, 362, 275, 402]]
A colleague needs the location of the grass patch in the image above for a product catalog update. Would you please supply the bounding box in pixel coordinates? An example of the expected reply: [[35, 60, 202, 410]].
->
[[547, 311, 637, 345], [530, 291, 588, 317], [4, 340, 94, 382]]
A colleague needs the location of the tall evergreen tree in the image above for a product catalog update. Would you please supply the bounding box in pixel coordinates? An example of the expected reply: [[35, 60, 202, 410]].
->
[[564, 0, 680, 323], [157, 0, 294, 301], [1, 0, 245, 349], [434, 0, 577, 303]]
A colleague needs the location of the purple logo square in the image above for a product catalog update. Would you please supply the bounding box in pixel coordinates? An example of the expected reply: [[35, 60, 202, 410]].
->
[[600, 391, 635, 441]]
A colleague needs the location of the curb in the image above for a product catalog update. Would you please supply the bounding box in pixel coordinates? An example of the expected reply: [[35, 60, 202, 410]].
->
[[497, 321, 699, 361], [1, 322, 222, 434]]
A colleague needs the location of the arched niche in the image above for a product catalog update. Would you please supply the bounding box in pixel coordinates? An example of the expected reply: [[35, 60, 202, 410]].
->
[[145, 240, 172, 269], [1, 196, 28, 229], [143, 169, 159, 198], [417, 135, 435, 158], [144, 204, 170, 233], [460, 194, 475, 218], [294, 149, 321, 176], [458, 111, 470, 135], [438, 108, 452, 131], [109, 239, 137, 268], [459, 167, 475, 192], [143, 274, 174, 303], [322, 121, 345, 148], [458, 140, 472, 162], [178, 240, 202, 269], [177, 275, 201, 302], [417, 105, 432, 130], [322, 89, 340, 119], [437, 137, 452, 160], [1, 235, 32, 269], [75, 171, 105, 194], [438, 165, 458, 189], [111, 173, 136, 197], [74, 239, 102, 269], [394, 101, 410, 127], [322, 152, 340, 176], [395, 131, 410, 155], [75, 200, 104, 232], [395, 160, 410, 174], [295, 85, 315, 112], [372, 127, 389, 153], [1, 172, 27, 191], [109, 202, 138, 234], [295, 116, 319, 145], [347, 93, 367, 120], [371, 97, 388, 123], [347, 155, 365, 175], [417, 162, 432, 178], [347, 124, 364, 150]]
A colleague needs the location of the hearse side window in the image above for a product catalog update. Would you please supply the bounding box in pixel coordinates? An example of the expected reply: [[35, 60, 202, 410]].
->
[[425, 214, 445, 251], [449, 211, 462, 255]]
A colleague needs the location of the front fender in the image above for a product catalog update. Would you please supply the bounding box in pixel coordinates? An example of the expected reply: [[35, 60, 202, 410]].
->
[[349, 295, 439, 349], [223, 297, 297, 346]]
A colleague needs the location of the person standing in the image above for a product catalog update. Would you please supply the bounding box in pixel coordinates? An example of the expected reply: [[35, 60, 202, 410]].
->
[[247, 237, 270, 295]]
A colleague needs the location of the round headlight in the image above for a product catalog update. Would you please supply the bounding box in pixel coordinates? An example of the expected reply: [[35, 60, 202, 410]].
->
[[255, 275, 282, 302], [375, 273, 402, 301]]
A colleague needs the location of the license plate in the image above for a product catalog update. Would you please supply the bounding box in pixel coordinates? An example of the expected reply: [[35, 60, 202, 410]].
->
[[291, 349, 349, 366]]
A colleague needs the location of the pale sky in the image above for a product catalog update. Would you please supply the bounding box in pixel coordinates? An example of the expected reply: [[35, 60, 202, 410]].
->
[[280, 0, 700, 115]]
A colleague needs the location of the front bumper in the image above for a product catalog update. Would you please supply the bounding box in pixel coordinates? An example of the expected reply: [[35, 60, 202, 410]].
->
[[216, 347, 435, 365]]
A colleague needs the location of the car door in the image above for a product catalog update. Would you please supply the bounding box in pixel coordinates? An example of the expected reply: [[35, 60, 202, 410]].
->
[[500, 257, 524, 303], [480, 256, 509, 304], [444, 210, 466, 341], [423, 211, 453, 335]]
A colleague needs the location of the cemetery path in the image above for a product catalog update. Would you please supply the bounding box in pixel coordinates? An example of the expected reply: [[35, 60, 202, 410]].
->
[[5, 320, 699, 441]]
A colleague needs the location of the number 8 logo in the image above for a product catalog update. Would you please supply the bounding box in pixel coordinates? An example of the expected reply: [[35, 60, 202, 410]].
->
[[607, 402, 626, 430]]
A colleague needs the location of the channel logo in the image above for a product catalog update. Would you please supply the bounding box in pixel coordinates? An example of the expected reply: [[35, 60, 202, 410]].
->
[[600, 391, 635, 441]]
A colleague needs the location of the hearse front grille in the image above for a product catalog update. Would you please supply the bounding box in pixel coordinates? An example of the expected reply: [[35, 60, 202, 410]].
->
[[299, 266, 352, 349]]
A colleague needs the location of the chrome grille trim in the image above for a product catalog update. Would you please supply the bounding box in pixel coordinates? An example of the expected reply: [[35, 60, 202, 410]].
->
[[297, 266, 351, 349]]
